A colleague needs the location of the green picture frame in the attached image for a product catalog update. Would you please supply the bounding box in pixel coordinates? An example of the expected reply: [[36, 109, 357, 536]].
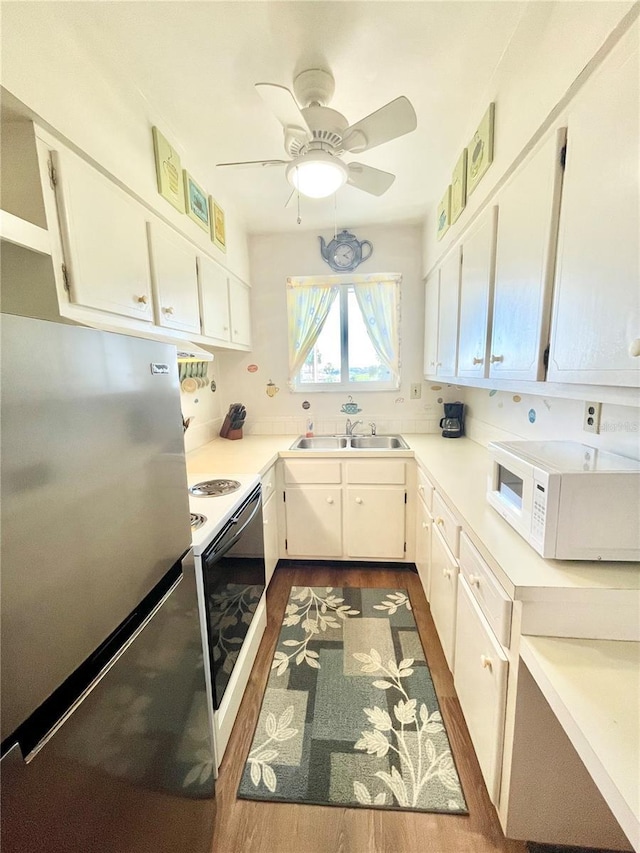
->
[[183, 171, 210, 232], [152, 127, 185, 213], [467, 103, 495, 197], [450, 149, 467, 225], [436, 185, 451, 241]]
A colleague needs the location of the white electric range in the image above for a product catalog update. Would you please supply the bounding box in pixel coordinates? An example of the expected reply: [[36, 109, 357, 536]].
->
[[187, 472, 260, 555]]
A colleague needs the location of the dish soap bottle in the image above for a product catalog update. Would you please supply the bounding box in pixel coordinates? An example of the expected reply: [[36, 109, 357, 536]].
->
[[305, 419, 314, 438]]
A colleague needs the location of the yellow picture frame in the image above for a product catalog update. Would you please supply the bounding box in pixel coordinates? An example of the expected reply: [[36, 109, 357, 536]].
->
[[152, 127, 185, 213], [436, 186, 451, 241], [450, 149, 467, 225], [210, 197, 226, 252], [183, 171, 210, 232], [467, 102, 495, 197]]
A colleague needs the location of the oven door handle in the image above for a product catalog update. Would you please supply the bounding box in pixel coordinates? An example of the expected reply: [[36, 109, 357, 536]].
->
[[210, 492, 262, 560]]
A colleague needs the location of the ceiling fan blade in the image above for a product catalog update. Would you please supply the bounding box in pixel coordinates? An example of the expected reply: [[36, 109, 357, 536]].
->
[[216, 159, 288, 168], [342, 96, 417, 153], [255, 83, 313, 141], [347, 162, 396, 196]]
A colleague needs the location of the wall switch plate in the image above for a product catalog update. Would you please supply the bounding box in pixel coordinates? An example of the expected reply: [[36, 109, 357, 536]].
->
[[583, 401, 601, 434], [410, 383, 422, 400]]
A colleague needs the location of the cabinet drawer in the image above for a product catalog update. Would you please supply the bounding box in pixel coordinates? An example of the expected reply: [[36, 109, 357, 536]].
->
[[454, 577, 509, 805], [429, 524, 459, 671], [432, 492, 461, 557], [417, 467, 435, 512], [261, 464, 277, 504], [459, 533, 512, 647], [345, 460, 406, 484], [283, 460, 342, 484]]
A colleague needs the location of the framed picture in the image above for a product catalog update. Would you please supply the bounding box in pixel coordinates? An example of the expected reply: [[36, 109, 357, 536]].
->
[[183, 171, 210, 231], [152, 127, 185, 213], [210, 197, 226, 252], [436, 185, 451, 241], [467, 102, 495, 197], [450, 149, 467, 225]]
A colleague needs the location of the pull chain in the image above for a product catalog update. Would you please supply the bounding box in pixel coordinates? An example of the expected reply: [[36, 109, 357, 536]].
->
[[297, 188, 301, 225], [334, 192, 337, 239]]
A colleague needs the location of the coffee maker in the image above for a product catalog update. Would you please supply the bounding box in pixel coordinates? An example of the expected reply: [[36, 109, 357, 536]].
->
[[439, 402, 464, 438]]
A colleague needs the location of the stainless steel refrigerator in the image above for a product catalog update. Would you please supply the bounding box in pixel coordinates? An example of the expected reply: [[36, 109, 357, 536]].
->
[[1, 314, 216, 853]]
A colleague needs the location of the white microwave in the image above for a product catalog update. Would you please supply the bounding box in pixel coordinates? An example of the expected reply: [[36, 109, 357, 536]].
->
[[487, 440, 640, 561]]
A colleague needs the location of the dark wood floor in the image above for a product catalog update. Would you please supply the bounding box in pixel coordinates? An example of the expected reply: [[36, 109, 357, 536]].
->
[[210, 564, 528, 853]]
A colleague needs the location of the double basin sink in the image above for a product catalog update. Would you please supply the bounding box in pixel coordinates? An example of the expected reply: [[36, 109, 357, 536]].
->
[[290, 434, 409, 450]]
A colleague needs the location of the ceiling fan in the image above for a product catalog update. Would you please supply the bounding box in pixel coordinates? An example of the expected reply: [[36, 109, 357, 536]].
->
[[216, 68, 417, 200]]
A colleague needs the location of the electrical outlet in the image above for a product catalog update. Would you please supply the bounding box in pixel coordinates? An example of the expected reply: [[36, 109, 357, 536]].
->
[[410, 383, 422, 400], [583, 401, 601, 434]]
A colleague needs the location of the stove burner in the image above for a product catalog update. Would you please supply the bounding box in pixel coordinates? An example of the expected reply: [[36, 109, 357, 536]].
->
[[190, 512, 207, 530], [189, 479, 242, 497]]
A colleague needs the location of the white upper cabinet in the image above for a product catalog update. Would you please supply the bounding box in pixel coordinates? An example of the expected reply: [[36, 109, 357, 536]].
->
[[423, 268, 440, 376], [198, 254, 231, 343], [228, 275, 252, 348], [490, 127, 566, 381], [51, 148, 153, 322], [435, 247, 461, 377], [548, 25, 640, 387], [457, 206, 498, 378], [147, 220, 201, 334]]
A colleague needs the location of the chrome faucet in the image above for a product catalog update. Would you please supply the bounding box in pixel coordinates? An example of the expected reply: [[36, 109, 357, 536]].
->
[[345, 418, 362, 435], [369, 422, 377, 435]]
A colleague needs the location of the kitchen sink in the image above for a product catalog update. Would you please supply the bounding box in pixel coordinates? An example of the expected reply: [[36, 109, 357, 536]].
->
[[349, 435, 409, 449], [289, 434, 409, 450]]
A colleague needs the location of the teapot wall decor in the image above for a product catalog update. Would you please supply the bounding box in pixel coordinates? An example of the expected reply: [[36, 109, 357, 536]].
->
[[319, 230, 373, 272]]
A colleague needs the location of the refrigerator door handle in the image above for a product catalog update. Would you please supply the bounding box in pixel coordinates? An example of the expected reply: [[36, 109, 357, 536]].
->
[[24, 574, 183, 764]]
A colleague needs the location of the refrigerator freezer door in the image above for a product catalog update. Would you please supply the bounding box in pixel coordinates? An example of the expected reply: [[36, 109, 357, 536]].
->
[[1, 552, 215, 853], [1, 314, 192, 742]]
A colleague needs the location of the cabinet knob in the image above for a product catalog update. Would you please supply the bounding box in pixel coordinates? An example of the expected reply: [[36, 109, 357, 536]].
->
[[263, 519, 269, 525], [443, 568, 452, 579], [436, 517, 445, 526], [473, 357, 484, 365], [355, 497, 363, 504], [326, 497, 334, 504], [223, 325, 229, 331], [629, 338, 640, 358], [418, 485, 424, 493], [163, 306, 175, 315], [136, 295, 148, 304], [469, 573, 481, 587], [422, 521, 429, 529], [490, 354, 504, 364], [481, 655, 493, 671]]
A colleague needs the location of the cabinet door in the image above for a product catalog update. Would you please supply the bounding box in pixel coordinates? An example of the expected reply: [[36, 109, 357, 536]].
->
[[51, 149, 152, 321], [148, 220, 201, 334], [423, 268, 440, 376], [415, 498, 432, 601], [284, 487, 342, 557], [454, 577, 508, 805], [345, 487, 405, 559], [198, 255, 231, 342], [429, 524, 459, 670], [490, 128, 566, 380], [263, 493, 279, 586], [436, 248, 461, 376], [229, 276, 251, 347], [457, 207, 498, 378], [548, 27, 640, 387]]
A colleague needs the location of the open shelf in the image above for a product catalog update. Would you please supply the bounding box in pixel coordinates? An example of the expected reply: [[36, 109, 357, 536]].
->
[[0, 209, 51, 255]]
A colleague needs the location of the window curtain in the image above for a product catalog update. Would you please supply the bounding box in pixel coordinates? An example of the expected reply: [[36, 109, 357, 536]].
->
[[286, 279, 339, 386], [353, 277, 401, 386]]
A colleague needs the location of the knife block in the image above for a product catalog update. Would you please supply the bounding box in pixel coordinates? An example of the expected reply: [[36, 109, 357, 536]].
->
[[220, 413, 243, 440]]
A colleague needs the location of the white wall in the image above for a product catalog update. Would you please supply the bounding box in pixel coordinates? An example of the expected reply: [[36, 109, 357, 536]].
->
[[421, 1, 635, 274], [216, 224, 463, 436], [0, 2, 250, 282]]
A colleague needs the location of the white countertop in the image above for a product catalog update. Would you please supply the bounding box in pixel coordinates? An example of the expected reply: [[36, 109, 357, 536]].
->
[[520, 636, 640, 850], [186, 433, 640, 603]]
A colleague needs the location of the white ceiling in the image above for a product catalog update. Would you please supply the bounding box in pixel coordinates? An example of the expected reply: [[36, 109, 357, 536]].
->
[[27, 2, 529, 234]]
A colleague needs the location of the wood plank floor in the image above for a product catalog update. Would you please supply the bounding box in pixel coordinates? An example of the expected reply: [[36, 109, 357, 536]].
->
[[210, 564, 528, 853]]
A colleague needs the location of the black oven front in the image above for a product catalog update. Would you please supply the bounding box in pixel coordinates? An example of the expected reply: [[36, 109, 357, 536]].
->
[[200, 485, 265, 709]]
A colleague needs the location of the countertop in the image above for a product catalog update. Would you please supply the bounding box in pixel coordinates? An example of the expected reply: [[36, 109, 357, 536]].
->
[[186, 434, 640, 605]]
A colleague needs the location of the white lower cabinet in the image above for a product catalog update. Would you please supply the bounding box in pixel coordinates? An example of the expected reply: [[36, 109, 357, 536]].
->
[[429, 523, 459, 670], [262, 464, 279, 586], [284, 487, 343, 557], [345, 487, 405, 559], [454, 576, 509, 805], [415, 496, 432, 602]]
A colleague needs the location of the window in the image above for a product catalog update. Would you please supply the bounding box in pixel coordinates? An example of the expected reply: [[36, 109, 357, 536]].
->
[[287, 274, 401, 391]]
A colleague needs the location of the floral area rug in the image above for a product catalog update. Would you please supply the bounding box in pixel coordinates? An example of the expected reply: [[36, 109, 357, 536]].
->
[[237, 586, 467, 814]]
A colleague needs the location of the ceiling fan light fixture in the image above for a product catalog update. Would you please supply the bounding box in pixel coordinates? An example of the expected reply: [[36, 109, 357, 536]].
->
[[286, 151, 348, 199]]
